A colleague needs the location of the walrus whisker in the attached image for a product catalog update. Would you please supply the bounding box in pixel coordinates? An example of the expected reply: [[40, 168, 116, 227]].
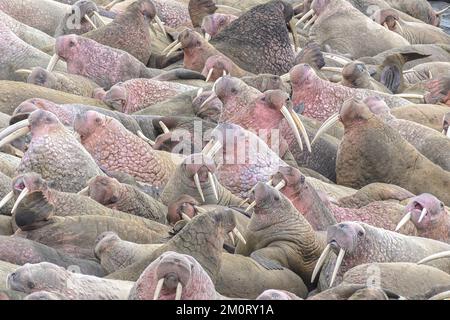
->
[[215, 5, 242, 13], [46, 54, 60, 72], [0, 126, 30, 149], [330, 248, 345, 287], [193, 173, 205, 202], [165, 41, 182, 56], [136, 130, 155, 146], [429, 290, 450, 300], [11, 187, 29, 214], [303, 14, 317, 29], [395, 211, 411, 231], [154, 15, 167, 37], [196, 88, 203, 97], [311, 243, 331, 283], [291, 111, 312, 153], [84, 15, 98, 30], [0, 191, 13, 211], [296, 9, 314, 26], [153, 278, 164, 300], [417, 251, 450, 265], [92, 11, 107, 27], [175, 282, 183, 300], [311, 112, 339, 145], [205, 68, 214, 82], [208, 172, 219, 201], [281, 106, 303, 151], [436, 5, 450, 15], [417, 208, 427, 223]]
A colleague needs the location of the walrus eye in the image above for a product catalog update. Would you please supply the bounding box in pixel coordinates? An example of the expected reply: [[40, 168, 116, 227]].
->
[[230, 88, 238, 94], [45, 116, 52, 123], [357, 230, 364, 237], [440, 202, 445, 209], [27, 281, 35, 289], [95, 117, 101, 123]]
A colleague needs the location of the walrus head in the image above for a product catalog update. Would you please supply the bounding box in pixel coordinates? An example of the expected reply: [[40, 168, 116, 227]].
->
[[26, 67, 58, 89], [341, 62, 371, 88], [339, 98, 374, 128], [271, 165, 306, 198], [94, 231, 121, 260], [87, 176, 121, 207], [73, 110, 110, 142], [102, 83, 128, 112], [201, 55, 235, 83], [371, 8, 400, 31], [201, 13, 237, 39], [167, 194, 201, 225]]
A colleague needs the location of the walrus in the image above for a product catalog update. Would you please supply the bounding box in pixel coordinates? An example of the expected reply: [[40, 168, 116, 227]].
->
[[404, 62, 450, 86], [54, 0, 102, 37], [383, 0, 449, 26], [340, 62, 391, 93], [0, 236, 105, 276], [395, 193, 449, 243], [390, 103, 450, 132], [0, 261, 18, 290], [0, 171, 14, 215], [365, 96, 450, 171], [201, 55, 250, 82], [0, 110, 104, 193], [73, 110, 181, 187], [335, 98, 450, 206], [7, 262, 134, 300], [256, 289, 303, 300], [201, 13, 237, 39], [49, 34, 205, 89], [314, 221, 450, 290], [309, 283, 401, 300], [128, 251, 226, 300], [425, 76, 450, 106]]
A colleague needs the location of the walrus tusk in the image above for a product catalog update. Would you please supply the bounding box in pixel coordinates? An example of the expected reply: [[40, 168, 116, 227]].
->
[[193, 173, 205, 202], [175, 282, 183, 300], [194, 205, 207, 214], [215, 5, 241, 13], [77, 186, 89, 196], [208, 172, 219, 201], [289, 19, 300, 52], [395, 211, 411, 231], [329, 248, 345, 287], [311, 112, 339, 146], [311, 243, 331, 283], [291, 111, 312, 153], [199, 92, 217, 110], [154, 15, 167, 37], [159, 121, 170, 134], [303, 14, 317, 29], [280, 73, 290, 81], [84, 15, 98, 29], [196, 88, 203, 97], [273, 180, 286, 191], [153, 278, 164, 300], [395, 20, 404, 34], [104, 0, 120, 10], [447, 130, 450, 138], [436, 5, 450, 15], [417, 208, 427, 223], [383, 22, 389, 29], [15, 69, 32, 75], [281, 106, 303, 151], [92, 11, 107, 27], [11, 187, 29, 214], [205, 68, 214, 82], [417, 251, 450, 265], [12, 147, 24, 158], [320, 67, 343, 73], [296, 9, 314, 26], [394, 93, 424, 100], [0, 191, 13, 211], [228, 232, 235, 245], [0, 125, 30, 147], [429, 291, 450, 300], [244, 200, 256, 213], [162, 39, 179, 54], [242, 179, 273, 209], [204, 33, 211, 42], [136, 130, 155, 146], [181, 212, 191, 221], [202, 139, 221, 158], [166, 42, 182, 56], [322, 53, 349, 66], [46, 54, 60, 72], [233, 227, 246, 245]]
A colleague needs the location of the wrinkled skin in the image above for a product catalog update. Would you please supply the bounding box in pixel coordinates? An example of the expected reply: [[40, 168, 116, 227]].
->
[[317, 222, 450, 290], [15, 110, 103, 193], [383, 0, 444, 26], [73, 110, 179, 187], [103, 79, 197, 114], [403, 193, 450, 243], [308, 0, 409, 59], [201, 13, 238, 38], [236, 182, 324, 288], [390, 104, 450, 132], [365, 96, 450, 171], [210, 0, 296, 75], [0, 236, 105, 276], [404, 62, 450, 85], [201, 55, 249, 82], [54, 0, 100, 37], [290, 64, 410, 121], [128, 251, 223, 300], [7, 262, 133, 300], [27, 67, 101, 98], [0, 22, 66, 82], [341, 262, 450, 299], [425, 76, 450, 106], [87, 175, 167, 224], [336, 98, 450, 206], [167, 195, 200, 225]]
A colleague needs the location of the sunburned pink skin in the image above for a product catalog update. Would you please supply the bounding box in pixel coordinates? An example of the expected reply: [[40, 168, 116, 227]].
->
[[425, 77, 450, 106], [201, 13, 238, 38], [129, 251, 219, 300], [73, 110, 178, 187], [404, 193, 449, 243], [102, 79, 197, 114], [201, 55, 247, 82], [166, 195, 199, 225], [289, 64, 410, 121]]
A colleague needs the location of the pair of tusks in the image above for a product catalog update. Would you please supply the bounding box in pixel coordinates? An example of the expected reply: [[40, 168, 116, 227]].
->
[[311, 243, 346, 287], [295, 9, 315, 27], [0, 119, 30, 150], [0, 187, 30, 214], [193, 170, 218, 202], [164, 39, 182, 56], [205, 68, 227, 82], [137, 130, 155, 146], [242, 179, 286, 213], [153, 279, 183, 300], [280, 106, 312, 153], [395, 208, 427, 231]]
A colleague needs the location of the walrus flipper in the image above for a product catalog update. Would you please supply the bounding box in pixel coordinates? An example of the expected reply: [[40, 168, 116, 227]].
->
[[251, 252, 284, 270]]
